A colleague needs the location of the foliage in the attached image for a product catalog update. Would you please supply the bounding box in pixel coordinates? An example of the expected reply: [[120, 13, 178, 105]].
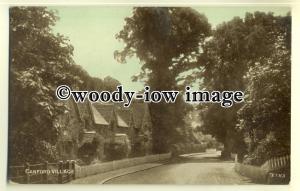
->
[[237, 44, 291, 164], [103, 76, 121, 91], [115, 7, 211, 152], [170, 143, 207, 156], [104, 142, 129, 161], [198, 16, 251, 158], [198, 12, 291, 158], [9, 7, 121, 164], [9, 7, 78, 164]]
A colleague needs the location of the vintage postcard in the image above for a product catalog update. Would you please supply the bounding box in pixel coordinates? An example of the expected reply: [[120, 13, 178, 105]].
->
[[7, 4, 291, 186]]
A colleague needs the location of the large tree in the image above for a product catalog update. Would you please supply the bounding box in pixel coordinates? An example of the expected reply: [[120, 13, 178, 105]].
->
[[9, 7, 83, 164], [115, 7, 211, 152], [237, 13, 291, 164], [9, 7, 139, 164], [199, 12, 290, 158]]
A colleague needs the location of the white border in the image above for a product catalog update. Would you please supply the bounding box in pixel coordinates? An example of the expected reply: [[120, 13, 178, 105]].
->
[[0, 0, 296, 6]]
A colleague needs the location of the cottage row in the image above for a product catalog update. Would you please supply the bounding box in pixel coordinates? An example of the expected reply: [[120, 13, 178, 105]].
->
[[55, 99, 153, 164]]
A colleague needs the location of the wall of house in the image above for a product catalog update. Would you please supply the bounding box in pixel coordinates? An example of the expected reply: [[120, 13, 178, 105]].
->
[[115, 127, 129, 134], [93, 124, 113, 161]]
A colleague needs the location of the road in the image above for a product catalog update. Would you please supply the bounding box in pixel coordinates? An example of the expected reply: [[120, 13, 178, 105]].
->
[[105, 151, 254, 184]]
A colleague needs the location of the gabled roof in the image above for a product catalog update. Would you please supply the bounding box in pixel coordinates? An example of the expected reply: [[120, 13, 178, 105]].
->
[[73, 99, 90, 121], [116, 108, 131, 128], [90, 104, 109, 125], [88, 101, 151, 129], [130, 102, 148, 129], [92, 103, 114, 125], [116, 114, 129, 127]]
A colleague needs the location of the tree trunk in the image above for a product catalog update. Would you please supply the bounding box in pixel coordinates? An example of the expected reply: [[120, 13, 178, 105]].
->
[[221, 129, 234, 159], [221, 141, 231, 159]]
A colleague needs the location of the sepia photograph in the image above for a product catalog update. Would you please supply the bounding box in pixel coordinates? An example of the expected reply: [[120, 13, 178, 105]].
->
[[7, 5, 291, 185]]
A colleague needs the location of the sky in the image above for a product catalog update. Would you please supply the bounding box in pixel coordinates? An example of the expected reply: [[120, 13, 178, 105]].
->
[[51, 6, 290, 91]]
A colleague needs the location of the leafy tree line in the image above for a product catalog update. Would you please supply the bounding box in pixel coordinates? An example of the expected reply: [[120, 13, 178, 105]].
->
[[9, 7, 120, 164], [116, 8, 291, 161], [199, 12, 291, 162], [237, 27, 291, 164]]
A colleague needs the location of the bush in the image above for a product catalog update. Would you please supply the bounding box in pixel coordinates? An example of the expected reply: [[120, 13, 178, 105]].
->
[[171, 143, 207, 156], [104, 142, 129, 161]]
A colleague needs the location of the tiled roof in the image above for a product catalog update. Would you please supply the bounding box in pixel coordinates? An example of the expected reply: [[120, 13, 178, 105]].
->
[[92, 103, 114, 125], [89, 102, 150, 129], [116, 114, 129, 127], [116, 109, 131, 128], [130, 102, 147, 129], [74, 99, 90, 120], [90, 104, 109, 125]]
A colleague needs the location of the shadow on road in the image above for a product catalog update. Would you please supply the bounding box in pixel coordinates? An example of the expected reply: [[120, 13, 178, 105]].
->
[[104, 152, 256, 184], [169, 153, 234, 164]]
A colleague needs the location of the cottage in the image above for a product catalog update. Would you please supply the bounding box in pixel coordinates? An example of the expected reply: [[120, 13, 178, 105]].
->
[[55, 99, 83, 161], [130, 101, 153, 156], [56, 99, 153, 163]]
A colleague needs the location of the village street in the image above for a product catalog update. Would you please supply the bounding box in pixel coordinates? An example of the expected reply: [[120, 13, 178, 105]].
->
[[103, 151, 254, 184], [70, 150, 255, 185]]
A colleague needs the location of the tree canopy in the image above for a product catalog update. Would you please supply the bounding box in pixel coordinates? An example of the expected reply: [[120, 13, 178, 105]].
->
[[9, 7, 79, 163], [115, 7, 211, 152], [237, 21, 291, 164], [9, 7, 121, 164], [198, 11, 291, 159]]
